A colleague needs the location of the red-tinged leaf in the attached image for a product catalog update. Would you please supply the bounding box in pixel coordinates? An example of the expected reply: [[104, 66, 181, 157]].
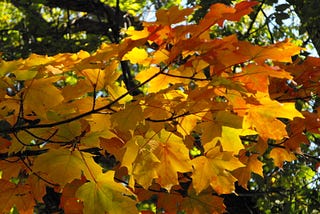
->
[[0, 180, 35, 213], [285, 111, 320, 151], [234, 64, 293, 93], [136, 186, 184, 213], [0, 137, 11, 151], [269, 147, 296, 168], [0, 158, 24, 180], [180, 188, 226, 214], [100, 137, 126, 161], [198, 3, 235, 29], [60, 179, 85, 214], [26, 174, 47, 203]]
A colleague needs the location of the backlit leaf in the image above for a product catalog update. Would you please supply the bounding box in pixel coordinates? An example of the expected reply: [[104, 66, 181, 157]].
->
[[33, 149, 102, 186], [76, 171, 137, 214], [23, 77, 64, 119], [270, 147, 296, 168], [192, 143, 244, 194]]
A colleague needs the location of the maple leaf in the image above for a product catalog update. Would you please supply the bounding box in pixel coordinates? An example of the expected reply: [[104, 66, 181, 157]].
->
[[232, 153, 264, 189], [111, 101, 144, 132], [135, 67, 181, 93], [81, 114, 117, 147], [136, 186, 183, 213], [32, 149, 102, 186], [217, 126, 257, 154], [233, 64, 293, 93], [123, 47, 149, 66], [191, 142, 245, 194], [152, 130, 192, 190], [76, 171, 137, 214], [156, 6, 195, 25], [26, 173, 47, 203], [181, 189, 226, 214], [0, 180, 35, 213], [122, 130, 192, 190], [60, 179, 85, 214], [243, 93, 304, 140], [0, 158, 23, 180], [238, 39, 302, 64], [23, 77, 64, 119], [269, 147, 296, 168]]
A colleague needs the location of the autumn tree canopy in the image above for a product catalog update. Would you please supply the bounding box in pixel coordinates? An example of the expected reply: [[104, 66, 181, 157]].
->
[[0, 1, 319, 213]]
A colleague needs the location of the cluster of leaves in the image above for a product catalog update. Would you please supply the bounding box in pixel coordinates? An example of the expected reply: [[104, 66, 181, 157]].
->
[[0, 1, 319, 213]]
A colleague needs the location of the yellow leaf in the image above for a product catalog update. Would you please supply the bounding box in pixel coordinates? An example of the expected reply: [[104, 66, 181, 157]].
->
[[176, 114, 199, 137], [153, 130, 192, 190], [125, 26, 150, 40], [76, 171, 137, 214], [111, 101, 144, 132], [217, 126, 257, 154], [107, 83, 132, 104], [130, 130, 192, 190], [33, 149, 102, 186], [192, 143, 244, 194], [135, 66, 160, 84], [24, 77, 64, 119], [132, 149, 161, 188], [270, 147, 296, 168], [81, 114, 116, 147], [0, 59, 22, 77], [123, 47, 149, 65], [135, 67, 180, 93], [121, 136, 141, 188]]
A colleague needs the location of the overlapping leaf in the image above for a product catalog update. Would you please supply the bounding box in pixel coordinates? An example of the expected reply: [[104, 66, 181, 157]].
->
[[76, 171, 137, 214]]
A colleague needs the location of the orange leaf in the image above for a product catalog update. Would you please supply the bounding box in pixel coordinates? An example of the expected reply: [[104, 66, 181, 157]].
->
[[0, 180, 35, 213], [153, 130, 192, 190], [243, 93, 304, 140], [238, 39, 302, 64], [191, 143, 244, 194], [156, 6, 195, 25], [181, 189, 226, 214], [60, 179, 85, 214], [233, 153, 264, 188]]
